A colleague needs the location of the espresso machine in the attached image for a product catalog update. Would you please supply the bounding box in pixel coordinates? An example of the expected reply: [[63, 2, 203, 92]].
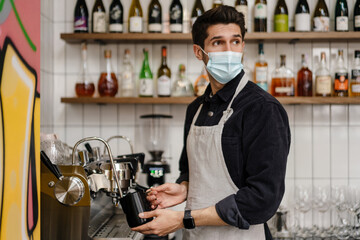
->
[[140, 114, 172, 187], [41, 136, 152, 240]]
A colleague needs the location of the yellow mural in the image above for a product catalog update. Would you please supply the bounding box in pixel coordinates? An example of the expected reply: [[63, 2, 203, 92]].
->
[[0, 38, 40, 240]]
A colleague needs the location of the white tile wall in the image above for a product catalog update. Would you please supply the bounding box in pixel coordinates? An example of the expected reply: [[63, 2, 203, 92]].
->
[[41, 0, 360, 224]]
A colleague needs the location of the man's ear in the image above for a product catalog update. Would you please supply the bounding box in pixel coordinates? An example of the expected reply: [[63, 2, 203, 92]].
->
[[193, 45, 203, 61]]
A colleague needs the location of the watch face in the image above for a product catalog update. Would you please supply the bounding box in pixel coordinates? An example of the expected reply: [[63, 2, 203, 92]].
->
[[183, 217, 195, 229]]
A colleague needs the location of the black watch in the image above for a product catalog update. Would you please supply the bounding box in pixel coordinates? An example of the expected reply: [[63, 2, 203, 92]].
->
[[183, 210, 195, 229]]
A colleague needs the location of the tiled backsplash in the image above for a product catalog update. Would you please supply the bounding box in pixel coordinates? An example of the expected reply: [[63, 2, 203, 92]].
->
[[41, 0, 360, 225]]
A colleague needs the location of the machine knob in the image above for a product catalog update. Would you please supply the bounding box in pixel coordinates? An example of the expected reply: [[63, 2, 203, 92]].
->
[[54, 176, 85, 206]]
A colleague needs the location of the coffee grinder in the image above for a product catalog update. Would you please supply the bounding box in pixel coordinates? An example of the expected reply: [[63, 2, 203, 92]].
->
[[140, 114, 172, 187]]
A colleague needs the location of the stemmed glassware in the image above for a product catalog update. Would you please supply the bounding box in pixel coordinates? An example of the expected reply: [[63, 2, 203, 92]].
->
[[313, 186, 331, 239], [294, 185, 312, 239], [332, 186, 351, 240], [349, 186, 360, 239]]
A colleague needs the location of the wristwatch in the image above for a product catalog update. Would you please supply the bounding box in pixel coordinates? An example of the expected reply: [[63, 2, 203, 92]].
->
[[183, 210, 195, 229]]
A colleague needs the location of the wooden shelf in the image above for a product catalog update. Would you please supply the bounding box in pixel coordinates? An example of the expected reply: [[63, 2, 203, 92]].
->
[[61, 96, 360, 105], [60, 32, 360, 44]]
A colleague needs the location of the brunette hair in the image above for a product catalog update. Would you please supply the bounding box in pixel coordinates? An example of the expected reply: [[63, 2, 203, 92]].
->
[[192, 5, 245, 49]]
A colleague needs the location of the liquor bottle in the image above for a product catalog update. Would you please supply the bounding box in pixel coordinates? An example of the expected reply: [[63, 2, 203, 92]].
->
[[157, 47, 171, 97], [271, 55, 295, 97], [295, 0, 310, 32], [148, 0, 162, 33], [274, 0, 289, 32], [128, 0, 143, 33], [98, 50, 118, 97], [212, 0, 223, 8], [74, 0, 89, 33], [92, 0, 106, 33], [313, 0, 329, 32], [120, 49, 135, 97], [355, 0, 360, 31], [335, 0, 349, 31], [172, 64, 194, 96], [297, 54, 313, 96], [191, 0, 205, 26], [315, 52, 332, 97], [75, 43, 95, 97], [350, 50, 360, 97], [334, 49, 348, 97], [235, 0, 248, 31], [169, 0, 183, 33], [254, 43, 268, 91], [254, 0, 267, 32], [194, 67, 209, 97], [139, 49, 153, 97], [109, 0, 123, 33]]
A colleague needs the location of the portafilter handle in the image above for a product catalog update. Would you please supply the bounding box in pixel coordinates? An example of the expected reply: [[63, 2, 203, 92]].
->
[[72, 136, 124, 198]]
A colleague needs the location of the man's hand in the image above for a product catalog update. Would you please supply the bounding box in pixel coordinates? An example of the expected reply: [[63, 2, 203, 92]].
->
[[131, 209, 184, 236], [146, 182, 188, 209]]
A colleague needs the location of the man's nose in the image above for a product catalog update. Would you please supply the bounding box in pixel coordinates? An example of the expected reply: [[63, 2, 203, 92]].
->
[[224, 42, 232, 51]]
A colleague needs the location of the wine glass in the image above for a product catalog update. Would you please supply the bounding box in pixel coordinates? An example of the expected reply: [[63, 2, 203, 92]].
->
[[313, 186, 331, 239], [332, 186, 351, 240], [294, 185, 312, 239], [349, 186, 360, 239]]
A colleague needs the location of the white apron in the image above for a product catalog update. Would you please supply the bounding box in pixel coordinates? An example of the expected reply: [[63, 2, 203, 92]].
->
[[183, 77, 265, 240]]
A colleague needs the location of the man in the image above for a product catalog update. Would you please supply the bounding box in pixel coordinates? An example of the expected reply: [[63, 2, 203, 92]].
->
[[132, 6, 290, 239]]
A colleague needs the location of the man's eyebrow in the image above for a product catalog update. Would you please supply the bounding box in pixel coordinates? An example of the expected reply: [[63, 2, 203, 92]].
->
[[210, 34, 242, 41]]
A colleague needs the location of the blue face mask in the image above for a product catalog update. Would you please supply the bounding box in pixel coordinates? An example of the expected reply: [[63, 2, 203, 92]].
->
[[200, 48, 243, 84]]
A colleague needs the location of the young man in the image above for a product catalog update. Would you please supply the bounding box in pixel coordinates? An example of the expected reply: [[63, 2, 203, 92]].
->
[[132, 6, 290, 239]]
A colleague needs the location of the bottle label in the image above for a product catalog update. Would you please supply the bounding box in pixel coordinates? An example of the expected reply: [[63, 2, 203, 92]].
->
[[196, 85, 207, 96], [316, 76, 332, 94], [110, 6, 122, 22], [295, 13, 310, 31], [130, 16, 143, 32], [336, 16, 349, 31], [170, 6, 182, 21], [313, 16, 330, 31], [334, 73, 349, 91], [121, 71, 134, 90], [74, 16, 88, 31], [274, 14, 288, 32], [149, 23, 162, 32], [255, 66, 268, 82], [355, 16, 360, 28], [139, 78, 153, 96], [109, 24, 123, 32], [157, 75, 171, 96], [275, 87, 292, 94], [254, 3, 267, 19], [257, 82, 268, 91], [352, 84, 360, 93], [235, 5, 248, 30], [93, 12, 106, 32], [170, 24, 182, 32], [352, 69, 360, 81]]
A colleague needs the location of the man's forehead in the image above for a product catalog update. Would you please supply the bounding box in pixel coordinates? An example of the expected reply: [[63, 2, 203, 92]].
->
[[206, 24, 242, 39]]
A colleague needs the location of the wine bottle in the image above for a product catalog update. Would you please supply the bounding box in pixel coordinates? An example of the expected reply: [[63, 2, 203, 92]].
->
[[350, 50, 360, 97], [191, 0, 205, 26], [313, 0, 329, 32], [75, 43, 95, 97], [212, 0, 223, 8], [315, 52, 332, 97], [335, 0, 349, 31], [120, 49, 135, 97], [271, 55, 295, 97], [274, 0, 288, 32], [169, 0, 183, 33], [129, 0, 143, 33], [297, 54, 313, 96], [92, 0, 106, 33], [295, 0, 310, 32], [98, 50, 118, 97], [74, 0, 89, 33], [355, 0, 360, 31], [334, 49, 348, 97], [157, 47, 171, 97], [172, 64, 194, 97], [235, 0, 248, 31], [254, 43, 268, 91], [139, 49, 153, 97], [254, 0, 267, 32], [148, 0, 162, 33], [109, 0, 123, 33]]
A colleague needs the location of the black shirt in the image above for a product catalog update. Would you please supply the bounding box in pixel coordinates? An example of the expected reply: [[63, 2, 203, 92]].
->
[[176, 71, 290, 237]]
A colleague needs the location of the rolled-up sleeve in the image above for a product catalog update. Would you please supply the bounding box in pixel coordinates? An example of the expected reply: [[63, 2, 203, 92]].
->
[[215, 101, 290, 228]]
